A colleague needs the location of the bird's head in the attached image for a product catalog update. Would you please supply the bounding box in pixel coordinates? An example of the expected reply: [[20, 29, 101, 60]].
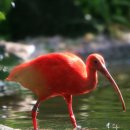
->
[[86, 53, 105, 71], [86, 53, 126, 111]]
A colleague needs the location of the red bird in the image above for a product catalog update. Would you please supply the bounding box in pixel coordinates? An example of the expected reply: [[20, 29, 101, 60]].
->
[[6, 52, 126, 130]]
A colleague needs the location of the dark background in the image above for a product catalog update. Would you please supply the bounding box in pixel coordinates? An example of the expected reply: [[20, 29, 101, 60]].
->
[[0, 0, 130, 40]]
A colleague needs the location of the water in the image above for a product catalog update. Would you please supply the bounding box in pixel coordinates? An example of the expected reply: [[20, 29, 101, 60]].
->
[[0, 64, 130, 130]]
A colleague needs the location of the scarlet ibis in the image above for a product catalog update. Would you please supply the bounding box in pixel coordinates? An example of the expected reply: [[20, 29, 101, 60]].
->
[[6, 52, 126, 130]]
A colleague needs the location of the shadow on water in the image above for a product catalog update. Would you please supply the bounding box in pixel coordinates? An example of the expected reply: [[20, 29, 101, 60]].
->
[[0, 62, 130, 129]]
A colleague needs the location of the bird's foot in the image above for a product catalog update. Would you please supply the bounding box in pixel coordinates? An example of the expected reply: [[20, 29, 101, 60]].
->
[[33, 128, 39, 130], [73, 125, 82, 130]]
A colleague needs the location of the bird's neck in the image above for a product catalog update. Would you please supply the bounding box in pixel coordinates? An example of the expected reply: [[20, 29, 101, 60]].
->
[[85, 66, 98, 91]]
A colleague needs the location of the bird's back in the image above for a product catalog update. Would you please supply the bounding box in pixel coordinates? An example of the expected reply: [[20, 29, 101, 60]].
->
[[31, 53, 87, 80], [31, 53, 87, 95]]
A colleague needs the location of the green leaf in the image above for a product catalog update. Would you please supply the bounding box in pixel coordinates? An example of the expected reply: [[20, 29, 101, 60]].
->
[[113, 15, 128, 24], [0, 11, 6, 21]]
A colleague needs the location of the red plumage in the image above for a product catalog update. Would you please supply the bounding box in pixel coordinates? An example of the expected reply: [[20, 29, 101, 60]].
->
[[6, 52, 126, 130]]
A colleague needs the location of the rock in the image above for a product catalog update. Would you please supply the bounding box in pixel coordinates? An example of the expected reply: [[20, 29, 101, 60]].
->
[[121, 32, 130, 43], [0, 40, 35, 60]]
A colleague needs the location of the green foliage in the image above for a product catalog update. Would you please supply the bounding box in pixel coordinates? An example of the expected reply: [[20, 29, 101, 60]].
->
[[0, 0, 12, 12], [0, 11, 6, 21], [0, 0, 13, 39], [75, 0, 130, 30], [0, 0, 13, 20]]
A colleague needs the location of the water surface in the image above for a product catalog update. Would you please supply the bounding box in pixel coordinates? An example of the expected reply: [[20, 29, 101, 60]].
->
[[0, 64, 130, 130]]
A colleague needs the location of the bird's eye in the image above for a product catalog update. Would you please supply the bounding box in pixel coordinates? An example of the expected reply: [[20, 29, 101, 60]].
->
[[94, 60, 98, 64]]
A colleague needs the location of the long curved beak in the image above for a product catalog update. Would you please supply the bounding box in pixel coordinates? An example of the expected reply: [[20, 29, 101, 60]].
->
[[99, 64, 126, 112]]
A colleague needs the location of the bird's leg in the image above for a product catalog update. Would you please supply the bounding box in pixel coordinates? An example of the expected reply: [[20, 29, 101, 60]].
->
[[32, 100, 41, 130], [64, 95, 77, 128]]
